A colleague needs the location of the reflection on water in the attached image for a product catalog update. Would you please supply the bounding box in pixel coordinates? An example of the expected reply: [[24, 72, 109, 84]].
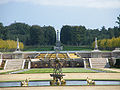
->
[[29, 81, 50, 86], [0, 80, 120, 87], [0, 82, 20, 87]]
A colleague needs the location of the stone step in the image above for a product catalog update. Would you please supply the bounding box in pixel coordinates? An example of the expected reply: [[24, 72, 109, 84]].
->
[[91, 62, 107, 64], [90, 58, 110, 68], [91, 60, 106, 62], [92, 65, 106, 67], [90, 60, 106, 62], [4, 59, 24, 70]]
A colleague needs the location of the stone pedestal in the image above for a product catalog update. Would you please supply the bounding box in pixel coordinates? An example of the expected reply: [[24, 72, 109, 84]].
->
[[13, 51, 24, 59], [91, 37, 102, 58], [91, 50, 102, 58], [50, 74, 66, 86], [54, 46, 63, 51], [54, 30, 63, 51], [112, 48, 120, 58]]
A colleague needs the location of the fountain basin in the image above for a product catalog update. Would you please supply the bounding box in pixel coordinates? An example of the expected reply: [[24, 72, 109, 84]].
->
[[0, 80, 120, 87]]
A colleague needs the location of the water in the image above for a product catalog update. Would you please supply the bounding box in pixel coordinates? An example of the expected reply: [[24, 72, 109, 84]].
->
[[0, 80, 120, 87], [29, 81, 50, 86], [0, 82, 20, 87]]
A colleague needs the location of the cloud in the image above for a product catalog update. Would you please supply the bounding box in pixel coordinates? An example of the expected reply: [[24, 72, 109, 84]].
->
[[0, 0, 120, 8]]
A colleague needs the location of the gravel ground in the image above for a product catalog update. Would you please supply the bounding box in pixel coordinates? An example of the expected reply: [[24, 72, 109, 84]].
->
[[0, 73, 120, 81], [100, 68, 120, 72], [0, 86, 120, 90]]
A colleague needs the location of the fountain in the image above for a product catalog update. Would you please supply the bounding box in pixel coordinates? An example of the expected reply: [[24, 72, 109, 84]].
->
[[86, 77, 95, 85], [50, 30, 66, 86], [0, 80, 120, 87], [50, 52, 66, 86], [21, 78, 30, 86]]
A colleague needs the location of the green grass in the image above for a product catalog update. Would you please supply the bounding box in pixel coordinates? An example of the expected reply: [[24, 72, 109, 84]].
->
[[18, 68, 120, 74], [1, 45, 112, 52], [24, 45, 53, 51], [0, 67, 3, 70], [23, 45, 92, 51], [62, 68, 96, 73], [23, 45, 112, 51], [1, 68, 118, 74], [63, 46, 92, 51], [18, 68, 96, 74]]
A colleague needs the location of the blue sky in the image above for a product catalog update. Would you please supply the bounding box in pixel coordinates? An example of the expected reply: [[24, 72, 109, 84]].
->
[[0, 0, 120, 30]]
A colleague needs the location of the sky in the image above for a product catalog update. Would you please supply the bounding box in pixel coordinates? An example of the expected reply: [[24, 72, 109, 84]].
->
[[0, 0, 120, 30]]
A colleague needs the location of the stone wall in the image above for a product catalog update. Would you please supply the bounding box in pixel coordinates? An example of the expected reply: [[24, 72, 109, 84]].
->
[[3, 54, 13, 59], [31, 59, 84, 68], [102, 52, 112, 58], [78, 52, 91, 58], [0, 51, 120, 59], [24, 53, 39, 59]]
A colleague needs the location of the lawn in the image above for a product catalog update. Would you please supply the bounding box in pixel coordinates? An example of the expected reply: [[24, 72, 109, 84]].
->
[[62, 68, 96, 73], [23, 45, 92, 51], [18, 68, 96, 74]]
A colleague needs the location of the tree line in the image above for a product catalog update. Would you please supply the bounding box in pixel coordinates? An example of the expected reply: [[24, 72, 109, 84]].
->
[[0, 15, 120, 50], [61, 25, 120, 46], [60, 15, 120, 49], [0, 23, 56, 46]]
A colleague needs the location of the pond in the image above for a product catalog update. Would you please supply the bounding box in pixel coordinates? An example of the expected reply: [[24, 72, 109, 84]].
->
[[0, 80, 120, 87]]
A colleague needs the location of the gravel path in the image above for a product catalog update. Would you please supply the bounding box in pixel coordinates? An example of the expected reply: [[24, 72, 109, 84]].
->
[[0, 73, 120, 81], [0, 69, 17, 73], [1, 86, 120, 90], [10, 69, 29, 74], [100, 68, 120, 72]]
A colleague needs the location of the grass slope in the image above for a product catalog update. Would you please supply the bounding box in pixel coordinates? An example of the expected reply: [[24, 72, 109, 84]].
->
[[18, 68, 96, 74]]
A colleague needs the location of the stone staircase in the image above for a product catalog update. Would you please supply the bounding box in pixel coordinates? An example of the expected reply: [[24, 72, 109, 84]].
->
[[4, 59, 24, 70], [89, 58, 110, 68]]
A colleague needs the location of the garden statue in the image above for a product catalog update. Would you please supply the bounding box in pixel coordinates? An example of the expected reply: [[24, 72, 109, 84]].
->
[[21, 78, 30, 86], [86, 77, 95, 85], [50, 56, 66, 86]]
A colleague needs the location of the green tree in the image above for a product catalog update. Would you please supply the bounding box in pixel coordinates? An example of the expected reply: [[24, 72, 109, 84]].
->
[[29, 25, 56, 45], [116, 14, 120, 28], [43, 26, 56, 45], [6, 22, 30, 44]]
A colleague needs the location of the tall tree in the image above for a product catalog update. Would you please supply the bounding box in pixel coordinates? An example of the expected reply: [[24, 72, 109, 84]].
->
[[30, 25, 44, 45], [43, 26, 56, 45], [6, 22, 30, 44], [116, 14, 120, 28], [29, 25, 56, 45]]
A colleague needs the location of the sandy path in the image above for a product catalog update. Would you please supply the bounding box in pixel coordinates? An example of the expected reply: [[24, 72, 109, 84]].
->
[[0, 86, 120, 90], [0, 73, 120, 81], [100, 68, 120, 72], [0, 69, 17, 73]]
